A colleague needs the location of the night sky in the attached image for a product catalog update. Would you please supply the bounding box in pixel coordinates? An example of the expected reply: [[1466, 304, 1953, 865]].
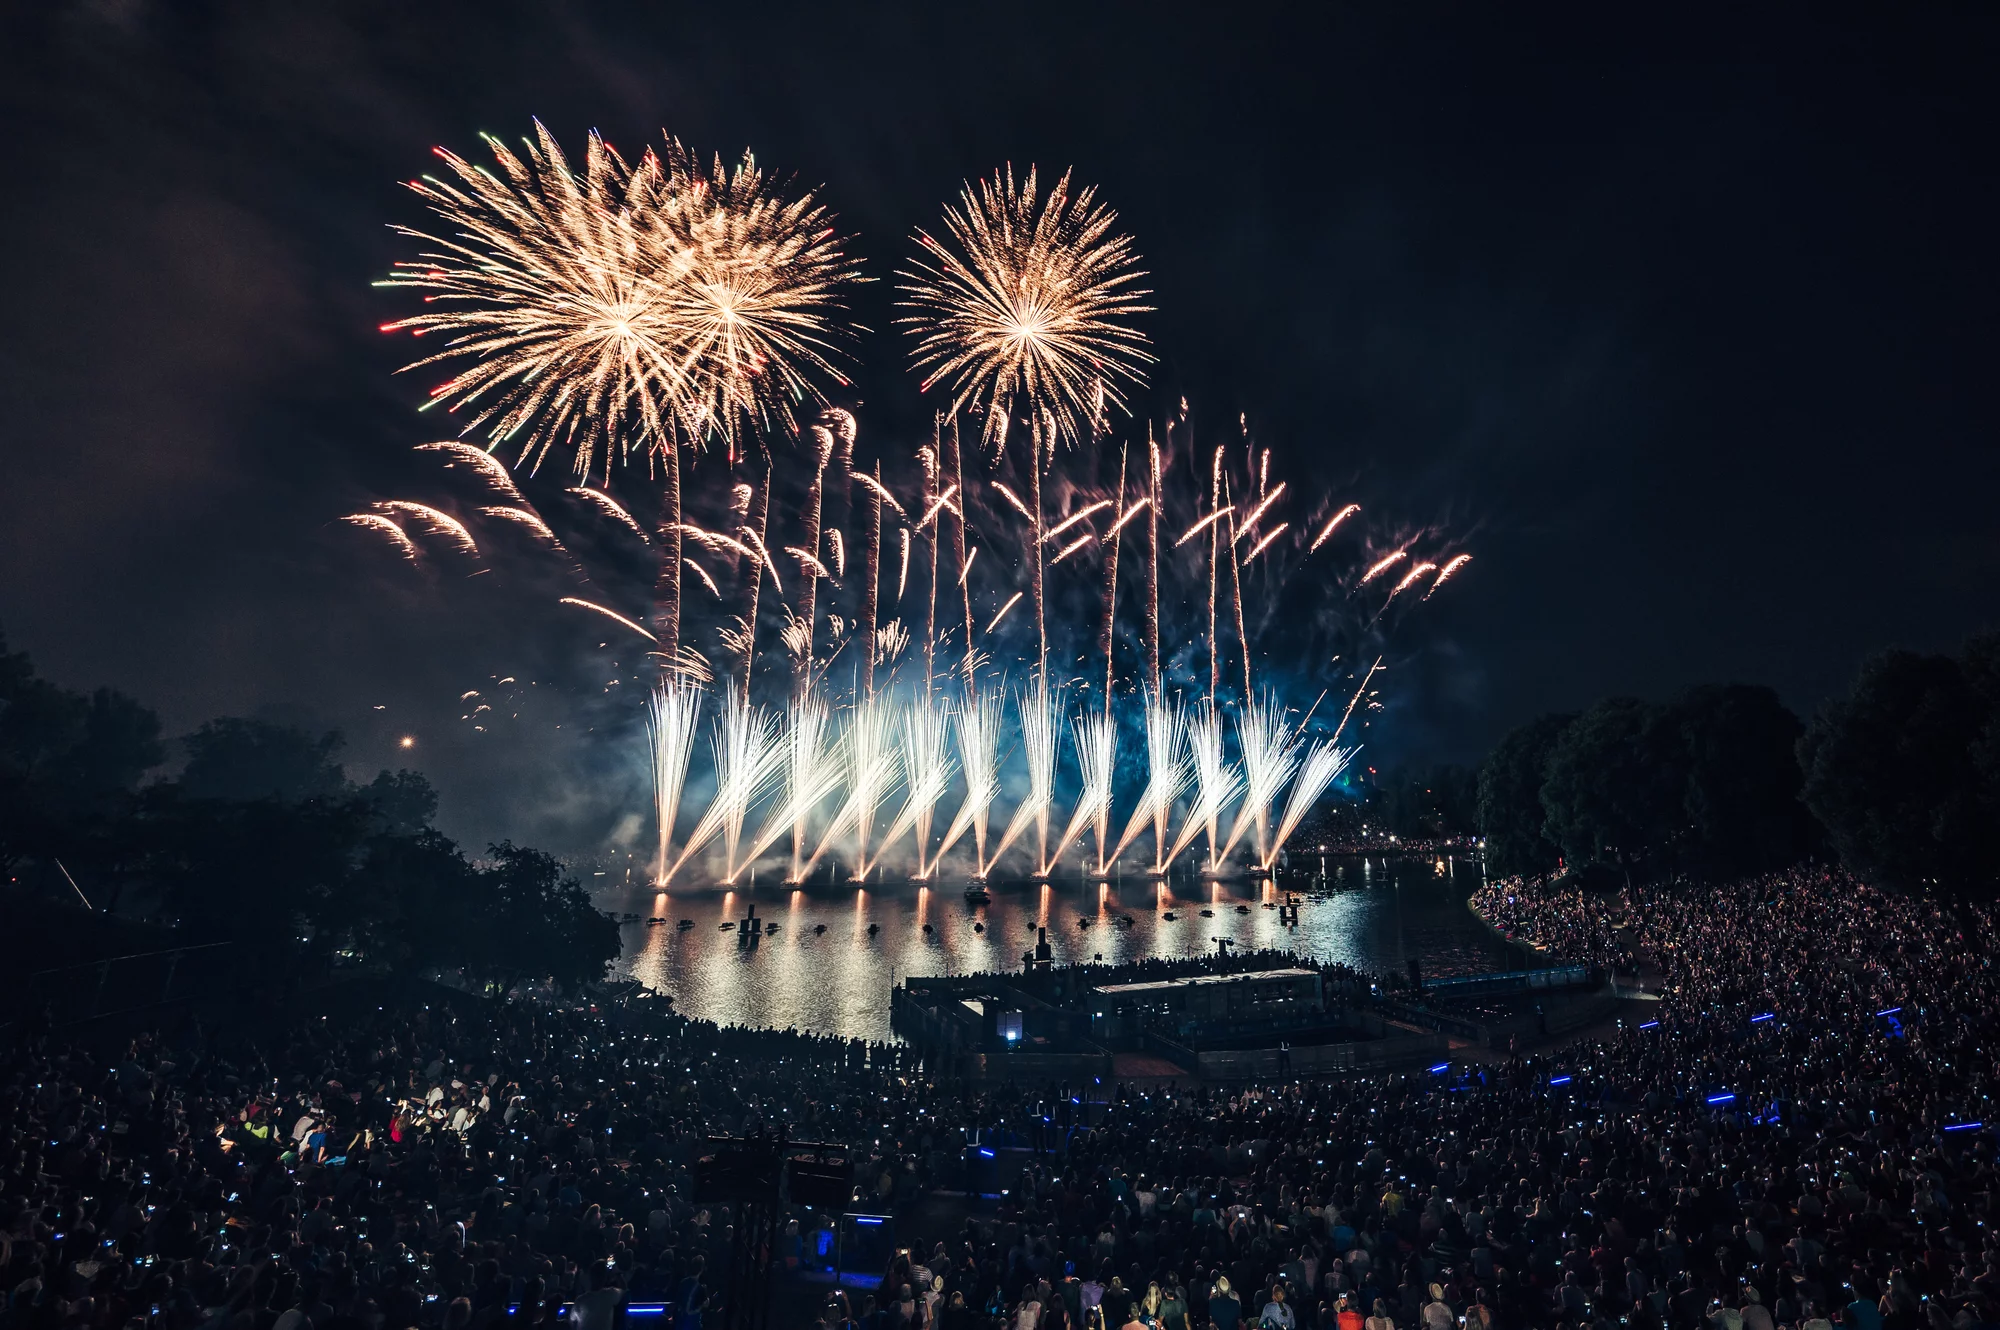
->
[[3, 4, 1996, 852]]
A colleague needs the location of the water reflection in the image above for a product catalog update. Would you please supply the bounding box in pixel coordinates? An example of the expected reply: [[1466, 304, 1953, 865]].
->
[[609, 854, 1506, 1041]]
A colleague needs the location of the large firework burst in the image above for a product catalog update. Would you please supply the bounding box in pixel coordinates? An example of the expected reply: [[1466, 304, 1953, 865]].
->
[[378, 122, 860, 477], [897, 165, 1153, 453]]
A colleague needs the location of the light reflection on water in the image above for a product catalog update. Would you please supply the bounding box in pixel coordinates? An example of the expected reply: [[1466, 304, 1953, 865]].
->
[[605, 854, 1505, 1041]]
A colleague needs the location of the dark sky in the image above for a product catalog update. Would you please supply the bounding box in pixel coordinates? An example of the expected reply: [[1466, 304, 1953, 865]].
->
[[3, 3, 1996, 852]]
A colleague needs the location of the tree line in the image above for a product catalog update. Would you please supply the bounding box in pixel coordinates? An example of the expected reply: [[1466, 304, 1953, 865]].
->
[[1478, 632, 2000, 892], [0, 626, 619, 992]]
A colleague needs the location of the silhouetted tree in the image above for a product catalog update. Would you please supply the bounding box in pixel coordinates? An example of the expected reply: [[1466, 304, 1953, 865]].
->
[[180, 717, 347, 803], [1477, 713, 1574, 876]]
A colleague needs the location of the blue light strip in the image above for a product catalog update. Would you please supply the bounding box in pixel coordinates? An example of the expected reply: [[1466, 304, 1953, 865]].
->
[[1943, 1122, 1984, 1133], [1548, 1075, 1571, 1086], [1706, 1092, 1736, 1105], [1638, 1021, 1660, 1030], [1750, 1013, 1775, 1023]]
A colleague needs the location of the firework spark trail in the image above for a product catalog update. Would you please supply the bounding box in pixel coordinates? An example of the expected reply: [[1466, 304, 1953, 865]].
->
[[1208, 447, 1224, 697], [1105, 497, 1149, 541], [859, 461, 882, 694], [646, 680, 701, 884], [877, 698, 955, 877], [1027, 419, 1048, 675], [1049, 533, 1094, 566], [897, 164, 1154, 453], [1174, 508, 1229, 547], [1045, 499, 1113, 543], [897, 529, 911, 603], [935, 692, 1001, 872], [379, 501, 479, 556], [1244, 522, 1289, 561], [1146, 433, 1161, 691], [917, 484, 960, 530], [1263, 741, 1357, 869], [1224, 477, 1254, 704], [1331, 656, 1385, 747], [342, 514, 419, 559], [804, 700, 900, 881], [1168, 703, 1241, 872], [684, 558, 721, 598], [1064, 712, 1119, 873], [1390, 560, 1439, 597], [1359, 548, 1408, 585], [785, 548, 832, 580], [416, 442, 525, 501], [1112, 692, 1188, 868], [1426, 553, 1472, 597], [477, 505, 575, 561], [850, 471, 907, 521], [875, 620, 910, 664], [990, 482, 1035, 522], [1310, 503, 1361, 552], [1232, 481, 1287, 542], [559, 597, 656, 641], [740, 701, 842, 882], [827, 528, 845, 579], [1222, 694, 1302, 864], [1100, 444, 1127, 721], [985, 592, 1023, 634], [792, 425, 833, 700], [985, 680, 1061, 875], [672, 689, 784, 882], [736, 460, 771, 695], [945, 415, 975, 687], [567, 487, 648, 542], [673, 524, 760, 562]]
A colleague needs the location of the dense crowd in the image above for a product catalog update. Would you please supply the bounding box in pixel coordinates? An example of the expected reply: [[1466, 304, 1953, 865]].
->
[[4, 864, 1997, 1330]]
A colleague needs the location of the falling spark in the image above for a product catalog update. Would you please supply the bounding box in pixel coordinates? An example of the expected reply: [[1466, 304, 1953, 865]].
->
[[1232, 482, 1287, 542], [683, 558, 721, 598], [342, 514, 419, 560], [646, 680, 701, 884], [898, 164, 1154, 453], [1426, 553, 1472, 597], [1044, 499, 1113, 543], [1244, 522, 1289, 562], [1359, 548, 1408, 585], [477, 506, 566, 554], [416, 442, 525, 501], [984, 592, 1024, 634], [989, 481, 1036, 523], [827, 528, 846, 578], [1310, 503, 1361, 552], [740, 527, 784, 591], [1175, 508, 1230, 548], [674, 524, 758, 561], [935, 692, 1001, 872], [559, 597, 656, 641], [1264, 742, 1357, 869], [875, 619, 910, 663], [785, 547, 831, 580], [959, 547, 979, 585], [379, 501, 479, 556], [567, 487, 649, 541], [1049, 533, 1094, 566]]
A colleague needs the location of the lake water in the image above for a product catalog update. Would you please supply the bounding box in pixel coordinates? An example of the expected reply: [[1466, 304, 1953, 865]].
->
[[602, 853, 1509, 1041]]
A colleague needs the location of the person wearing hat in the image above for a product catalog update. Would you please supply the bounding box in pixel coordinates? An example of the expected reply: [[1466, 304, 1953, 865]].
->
[[1422, 1285, 1455, 1330]]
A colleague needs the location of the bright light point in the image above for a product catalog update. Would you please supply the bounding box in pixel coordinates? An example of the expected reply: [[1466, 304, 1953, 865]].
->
[[399, 736, 416, 749]]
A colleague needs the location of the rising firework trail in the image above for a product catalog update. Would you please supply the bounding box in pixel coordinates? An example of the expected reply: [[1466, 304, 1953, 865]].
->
[[736, 457, 771, 695], [646, 680, 701, 884], [1112, 691, 1188, 870], [1100, 445, 1126, 712], [792, 424, 834, 700], [1223, 693, 1302, 864], [1265, 741, 1357, 870], [945, 415, 976, 685], [935, 691, 1001, 872], [1310, 503, 1361, 552], [859, 460, 882, 694], [1359, 548, 1408, 585], [1169, 702, 1242, 873], [1426, 553, 1473, 597], [1331, 656, 1385, 747], [986, 680, 1061, 876], [1224, 476, 1254, 703], [1146, 431, 1161, 691]]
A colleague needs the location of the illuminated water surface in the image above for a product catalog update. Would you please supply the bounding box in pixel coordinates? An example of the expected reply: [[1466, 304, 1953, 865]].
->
[[605, 853, 1507, 1041]]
